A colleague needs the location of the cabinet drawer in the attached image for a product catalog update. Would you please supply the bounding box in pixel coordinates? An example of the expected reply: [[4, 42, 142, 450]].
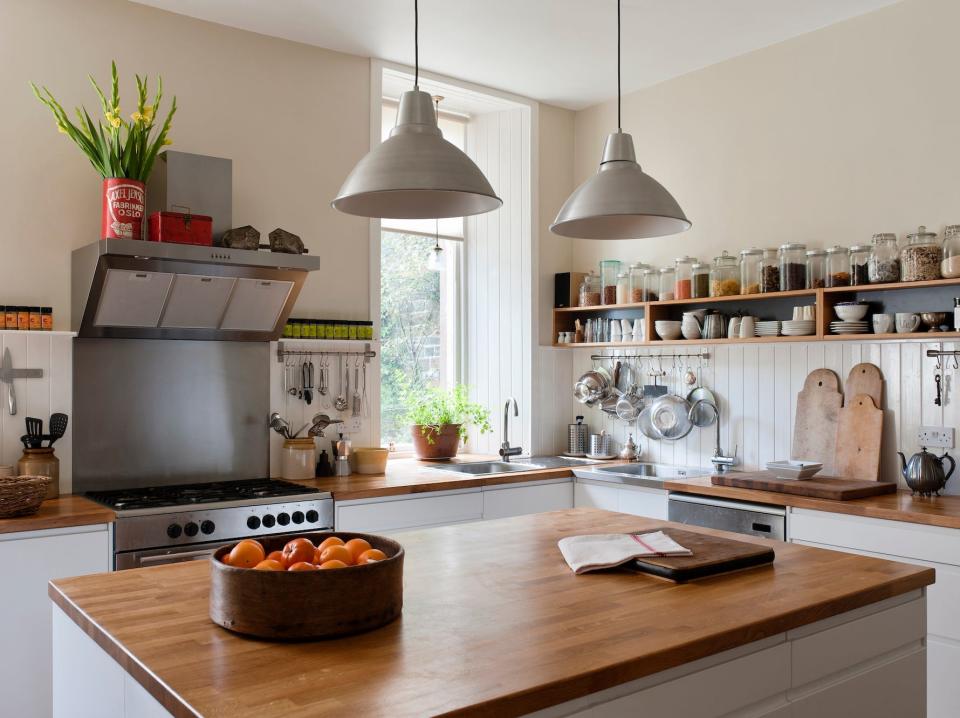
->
[[482, 481, 572, 520], [617, 485, 668, 520], [574, 481, 619, 511], [335, 491, 483, 533]]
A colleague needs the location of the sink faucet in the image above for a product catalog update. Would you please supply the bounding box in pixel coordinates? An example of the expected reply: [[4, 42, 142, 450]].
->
[[499, 397, 522, 461], [689, 399, 738, 474]]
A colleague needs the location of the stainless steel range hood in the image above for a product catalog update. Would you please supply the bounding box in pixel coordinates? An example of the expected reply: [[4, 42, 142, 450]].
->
[[72, 239, 321, 341]]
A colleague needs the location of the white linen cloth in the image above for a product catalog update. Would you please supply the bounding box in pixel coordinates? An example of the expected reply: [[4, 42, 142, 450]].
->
[[558, 531, 693, 574]]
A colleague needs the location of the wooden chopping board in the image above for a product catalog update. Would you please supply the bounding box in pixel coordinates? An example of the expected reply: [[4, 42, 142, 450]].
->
[[844, 363, 883, 408], [792, 369, 842, 473], [629, 528, 775, 583], [711, 471, 897, 500], [834, 393, 883, 481]]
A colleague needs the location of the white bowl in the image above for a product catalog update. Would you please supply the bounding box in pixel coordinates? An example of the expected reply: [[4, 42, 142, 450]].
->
[[655, 320, 682, 340], [834, 304, 869, 321]]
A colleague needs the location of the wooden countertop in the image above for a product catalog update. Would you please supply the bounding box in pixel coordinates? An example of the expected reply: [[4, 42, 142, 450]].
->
[[0, 495, 114, 535], [49, 508, 933, 718], [663, 475, 960, 530]]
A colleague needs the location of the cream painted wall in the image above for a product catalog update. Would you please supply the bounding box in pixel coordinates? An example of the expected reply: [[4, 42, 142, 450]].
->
[[571, 0, 960, 272], [0, 0, 371, 327]]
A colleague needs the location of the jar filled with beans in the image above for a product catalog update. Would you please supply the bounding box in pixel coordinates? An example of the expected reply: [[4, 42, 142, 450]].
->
[[709, 251, 741, 297], [825, 246, 851, 288], [600, 259, 622, 304], [849, 245, 871, 286], [692, 262, 710, 299], [779, 243, 807, 291], [578, 272, 602, 307], [674, 256, 697, 300], [805, 249, 827, 289], [642, 268, 660, 302], [900, 226, 941, 282], [868, 233, 900, 283], [628, 263, 651, 303], [760, 248, 780, 293]]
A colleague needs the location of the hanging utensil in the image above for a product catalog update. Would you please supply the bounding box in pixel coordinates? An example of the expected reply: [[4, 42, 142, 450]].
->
[[47, 413, 68, 447], [25, 416, 43, 448], [687, 355, 717, 428], [352, 358, 362, 416], [301, 360, 313, 405], [361, 360, 370, 418], [334, 354, 349, 411]]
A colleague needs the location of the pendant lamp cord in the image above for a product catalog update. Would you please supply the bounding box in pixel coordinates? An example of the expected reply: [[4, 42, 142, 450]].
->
[[414, 0, 419, 88], [617, 0, 621, 131]]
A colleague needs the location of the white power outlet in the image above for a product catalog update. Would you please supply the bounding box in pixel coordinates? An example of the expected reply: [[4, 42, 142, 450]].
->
[[340, 416, 363, 434], [917, 426, 955, 449]]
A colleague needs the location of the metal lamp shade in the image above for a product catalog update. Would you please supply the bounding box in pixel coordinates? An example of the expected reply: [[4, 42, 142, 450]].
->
[[333, 90, 502, 219], [550, 131, 691, 239]]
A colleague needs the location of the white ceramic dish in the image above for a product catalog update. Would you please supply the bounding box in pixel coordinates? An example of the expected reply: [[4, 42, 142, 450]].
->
[[834, 304, 869, 321], [654, 320, 683, 340], [766, 460, 823, 480]]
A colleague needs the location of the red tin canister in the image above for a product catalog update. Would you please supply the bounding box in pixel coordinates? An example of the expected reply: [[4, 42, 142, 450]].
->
[[101, 178, 145, 240], [147, 210, 214, 246]]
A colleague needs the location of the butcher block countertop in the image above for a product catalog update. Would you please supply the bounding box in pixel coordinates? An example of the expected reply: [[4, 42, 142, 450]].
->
[[663, 475, 960, 530], [49, 509, 933, 718], [0, 495, 114, 535]]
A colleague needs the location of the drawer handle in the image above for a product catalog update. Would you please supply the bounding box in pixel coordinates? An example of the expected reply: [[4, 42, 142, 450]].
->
[[752, 522, 772, 533]]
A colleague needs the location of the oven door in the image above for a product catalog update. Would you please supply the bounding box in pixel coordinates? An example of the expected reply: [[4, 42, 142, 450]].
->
[[114, 530, 307, 570]]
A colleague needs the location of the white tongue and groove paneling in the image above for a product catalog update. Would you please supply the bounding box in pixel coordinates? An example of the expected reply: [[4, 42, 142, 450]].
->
[[571, 339, 960, 493]]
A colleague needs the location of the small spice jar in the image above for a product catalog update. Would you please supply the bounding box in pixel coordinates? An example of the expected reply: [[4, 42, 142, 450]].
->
[[901, 225, 941, 282], [600, 259, 622, 305], [805, 249, 827, 289], [868, 233, 900, 283], [578, 272, 602, 307], [658, 267, 676, 301], [16, 306, 29, 331], [691, 262, 710, 299], [849, 245, 871, 286], [615, 272, 630, 304], [628, 263, 650, 303], [642, 268, 660, 302], [941, 225, 960, 279], [4, 306, 17, 330], [674, 256, 696, 299], [779, 243, 807, 291], [760, 249, 780, 293], [710, 251, 741, 297], [0, 306, 5, 330], [825, 246, 851, 288], [739, 248, 763, 295]]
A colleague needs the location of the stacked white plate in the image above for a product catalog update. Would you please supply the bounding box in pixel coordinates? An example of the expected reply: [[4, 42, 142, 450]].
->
[[830, 320, 870, 335], [781, 320, 815, 336], [755, 320, 781, 337]]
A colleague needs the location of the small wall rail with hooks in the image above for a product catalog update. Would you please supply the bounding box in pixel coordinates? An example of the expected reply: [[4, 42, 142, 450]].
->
[[277, 341, 377, 363], [589, 350, 710, 362]]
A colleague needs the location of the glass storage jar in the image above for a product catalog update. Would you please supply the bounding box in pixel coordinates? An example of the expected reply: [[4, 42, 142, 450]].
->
[[900, 225, 941, 282], [642, 268, 659, 302], [674, 256, 696, 299], [826, 246, 851, 287], [692, 263, 710, 298], [941, 225, 960, 278], [578, 271, 601, 307], [849, 245, 871, 285], [868, 233, 900, 283], [628, 262, 650, 303], [659, 267, 676, 301], [710, 251, 741, 296], [739, 248, 763, 294], [760, 248, 780, 293], [779, 243, 807, 290], [615, 272, 630, 304], [600, 259, 622, 304], [805, 249, 826, 289]]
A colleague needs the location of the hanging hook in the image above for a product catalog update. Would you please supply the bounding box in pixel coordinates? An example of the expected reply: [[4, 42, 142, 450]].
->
[[954, 354, 959, 371], [936, 353, 943, 372]]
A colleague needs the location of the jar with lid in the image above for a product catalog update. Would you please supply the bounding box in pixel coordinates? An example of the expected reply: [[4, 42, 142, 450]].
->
[[17, 447, 59, 498], [849, 245, 871, 285], [779, 243, 807, 291], [578, 272, 602, 307], [674, 256, 696, 299], [760, 249, 780, 293], [691, 263, 710, 298], [281, 438, 317, 481], [825, 246, 851, 287], [709, 251, 740, 296], [739, 248, 762, 294], [659, 267, 676, 301], [805, 249, 826, 289], [868, 233, 899, 283], [642, 268, 659, 302], [615, 272, 630, 304], [901, 225, 941, 282], [628, 263, 650, 303], [941, 225, 960, 278], [600, 259, 622, 304]]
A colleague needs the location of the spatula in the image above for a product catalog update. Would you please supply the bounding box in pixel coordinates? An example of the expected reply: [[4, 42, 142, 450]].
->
[[25, 416, 43, 448], [47, 413, 68, 447]]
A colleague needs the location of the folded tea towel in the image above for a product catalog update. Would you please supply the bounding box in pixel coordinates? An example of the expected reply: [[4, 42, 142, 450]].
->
[[558, 531, 693, 574]]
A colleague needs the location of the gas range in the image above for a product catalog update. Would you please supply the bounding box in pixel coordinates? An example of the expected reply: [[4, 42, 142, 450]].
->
[[89, 479, 334, 570]]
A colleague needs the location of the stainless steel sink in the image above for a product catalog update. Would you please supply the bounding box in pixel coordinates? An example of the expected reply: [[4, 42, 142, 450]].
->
[[424, 456, 601, 477], [514, 456, 602, 469], [573, 463, 708, 490]]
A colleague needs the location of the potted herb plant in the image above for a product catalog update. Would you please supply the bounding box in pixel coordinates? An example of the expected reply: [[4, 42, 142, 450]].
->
[[406, 385, 491, 459], [31, 62, 176, 241]]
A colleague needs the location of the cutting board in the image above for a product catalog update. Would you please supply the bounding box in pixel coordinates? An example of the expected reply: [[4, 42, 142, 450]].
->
[[835, 393, 883, 481], [792, 369, 842, 473], [711, 471, 897, 500], [629, 528, 774, 583], [844, 363, 883, 409]]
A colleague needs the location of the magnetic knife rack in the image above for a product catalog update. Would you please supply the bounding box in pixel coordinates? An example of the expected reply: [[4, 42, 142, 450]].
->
[[589, 350, 711, 361], [276, 341, 376, 363]]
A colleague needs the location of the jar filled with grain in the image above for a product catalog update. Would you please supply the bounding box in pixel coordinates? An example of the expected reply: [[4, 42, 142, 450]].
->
[[615, 272, 630, 304], [692, 262, 710, 299], [779, 243, 807, 290], [578, 272, 602, 307], [600, 259, 622, 304], [805, 249, 827, 289], [825, 246, 851, 288], [628, 263, 650, 303], [760, 248, 780, 293], [868, 233, 900, 283], [674, 256, 696, 300], [941, 225, 960, 279], [642, 269, 660, 302], [659, 267, 676, 301], [739, 248, 763, 294], [709, 251, 740, 297], [849, 245, 871, 286], [900, 226, 941, 282]]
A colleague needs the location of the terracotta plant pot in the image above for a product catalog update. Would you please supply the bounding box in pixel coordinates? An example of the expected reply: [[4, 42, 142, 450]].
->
[[101, 177, 145, 240], [411, 424, 462, 459]]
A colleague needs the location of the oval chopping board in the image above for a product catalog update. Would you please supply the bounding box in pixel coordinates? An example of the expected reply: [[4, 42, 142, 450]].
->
[[844, 363, 883, 409], [792, 369, 842, 474]]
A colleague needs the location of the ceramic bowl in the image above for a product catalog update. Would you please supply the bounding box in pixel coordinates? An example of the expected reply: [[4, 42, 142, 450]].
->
[[834, 303, 869, 321], [655, 320, 683, 340]]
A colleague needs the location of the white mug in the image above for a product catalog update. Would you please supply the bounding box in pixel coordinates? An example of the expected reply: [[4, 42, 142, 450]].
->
[[739, 316, 756, 338], [895, 313, 921, 333], [802, 305, 815, 321], [728, 317, 741, 339], [872, 313, 894, 334]]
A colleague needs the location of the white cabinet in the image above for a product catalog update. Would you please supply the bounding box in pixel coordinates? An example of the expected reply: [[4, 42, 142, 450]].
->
[[574, 479, 668, 520], [482, 479, 573, 520], [335, 489, 484, 533], [2, 524, 111, 718]]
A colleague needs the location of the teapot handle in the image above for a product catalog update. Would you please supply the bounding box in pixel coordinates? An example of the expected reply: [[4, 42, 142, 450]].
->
[[942, 452, 956, 484]]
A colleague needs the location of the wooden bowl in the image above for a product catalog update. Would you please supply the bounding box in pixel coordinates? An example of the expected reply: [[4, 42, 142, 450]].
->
[[209, 532, 403, 640]]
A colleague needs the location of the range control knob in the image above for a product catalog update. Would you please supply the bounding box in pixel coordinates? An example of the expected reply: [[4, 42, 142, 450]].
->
[[184, 522, 199, 537], [262, 514, 276, 528], [166, 523, 182, 539], [277, 512, 290, 526], [305, 510, 319, 523], [292, 511, 304, 524], [200, 520, 215, 535], [246, 516, 261, 530]]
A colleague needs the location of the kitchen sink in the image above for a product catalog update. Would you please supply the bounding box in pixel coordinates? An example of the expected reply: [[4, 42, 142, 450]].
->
[[424, 456, 601, 477], [573, 463, 708, 490]]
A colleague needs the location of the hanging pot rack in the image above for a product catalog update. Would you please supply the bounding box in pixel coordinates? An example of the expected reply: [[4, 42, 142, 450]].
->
[[277, 341, 376, 364], [589, 350, 709, 362]]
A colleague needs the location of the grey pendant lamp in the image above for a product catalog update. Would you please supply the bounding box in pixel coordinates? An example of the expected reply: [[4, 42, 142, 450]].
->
[[333, 0, 501, 219], [550, 0, 690, 239]]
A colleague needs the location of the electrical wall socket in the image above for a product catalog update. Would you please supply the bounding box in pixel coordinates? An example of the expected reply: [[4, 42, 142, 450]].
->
[[340, 416, 363, 434], [917, 426, 954, 449]]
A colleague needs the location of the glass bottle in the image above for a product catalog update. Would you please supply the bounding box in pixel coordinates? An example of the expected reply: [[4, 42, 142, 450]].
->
[[941, 226, 960, 279], [739, 248, 763, 294], [691, 262, 710, 299], [600, 259, 622, 304], [674, 256, 696, 300], [578, 271, 601, 307], [779, 243, 807, 291], [825, 246, 851, 288], [849, 245, 871, 286], [709, 251, 740, 296], [760, 248, 780, 293], [805, 249, 827, 289], [642, 268, 659, 302], [659, 267, 676, 301], [868, 233, 899, 283], [628, 262, 650, 303], [900, 225, 941, 282], [615, 272, 630, 304]]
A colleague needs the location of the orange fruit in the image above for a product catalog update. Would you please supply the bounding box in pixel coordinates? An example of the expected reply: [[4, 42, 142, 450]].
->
[[220, 552, 232, 565], [319, 544, 353, 566], [266, 550, 284, 563], [357, 548, 387, 564], [288, 561, 318, 571], [253, 559, 284, 571], [344, 538, 372, 563], [318, 560, 348, 569], [281, 538, 316, 568], [228, 540, 266, 568], [317, 536, 344, 554]]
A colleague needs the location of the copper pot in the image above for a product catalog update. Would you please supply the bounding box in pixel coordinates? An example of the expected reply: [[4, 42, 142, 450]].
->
[[411, 424, 462, 459]]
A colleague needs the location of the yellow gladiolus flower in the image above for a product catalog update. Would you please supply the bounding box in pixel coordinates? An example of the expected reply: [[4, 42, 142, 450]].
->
[[130, 111, 142, 122], [162, 137, 173, 146], [142, 105, 155, 122], [104, 109, 121, 128]]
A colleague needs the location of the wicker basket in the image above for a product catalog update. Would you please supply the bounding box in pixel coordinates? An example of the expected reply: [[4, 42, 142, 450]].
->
[[0, 475, 52, 518]]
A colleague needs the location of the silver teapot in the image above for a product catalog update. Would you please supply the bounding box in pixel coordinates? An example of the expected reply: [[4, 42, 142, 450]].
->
[[897, 448, 955, 497]]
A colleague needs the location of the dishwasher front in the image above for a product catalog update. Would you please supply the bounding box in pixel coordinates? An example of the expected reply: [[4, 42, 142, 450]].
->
[[667, 493, 786, 541]]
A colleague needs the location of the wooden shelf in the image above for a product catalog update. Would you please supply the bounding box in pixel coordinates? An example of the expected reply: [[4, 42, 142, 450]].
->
[[822, 331, 960, 341], [822, 277, 960, 294], [652, 288, 817, 306], [555, 302, 647, 314]]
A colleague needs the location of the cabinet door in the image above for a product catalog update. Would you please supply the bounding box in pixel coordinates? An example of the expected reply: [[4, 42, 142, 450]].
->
[[617, 485, 668, 520], [336, 491, 483, 533], [574, 481, 619, 511], [482, 481, 573, 520], [2, 525, 110, 718]]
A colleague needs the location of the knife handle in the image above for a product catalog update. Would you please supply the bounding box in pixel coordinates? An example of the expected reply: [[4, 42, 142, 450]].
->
[[7, 382, 15, 416]]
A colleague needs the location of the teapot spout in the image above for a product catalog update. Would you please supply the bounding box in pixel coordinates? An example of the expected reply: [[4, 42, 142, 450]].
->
[[897, 451, 908, 479]]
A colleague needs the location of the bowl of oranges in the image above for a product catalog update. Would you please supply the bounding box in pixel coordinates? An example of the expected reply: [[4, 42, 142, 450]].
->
[[209, 532, 403, 639]]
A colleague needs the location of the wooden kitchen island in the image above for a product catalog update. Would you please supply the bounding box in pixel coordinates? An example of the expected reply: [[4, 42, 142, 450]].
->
[[49, 509, 933, 718]]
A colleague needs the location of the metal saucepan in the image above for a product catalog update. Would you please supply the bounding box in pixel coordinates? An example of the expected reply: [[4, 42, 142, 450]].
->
[[685, 356, 718, 428], [648, 393, 693, 440], [574, 369, 609, 405]]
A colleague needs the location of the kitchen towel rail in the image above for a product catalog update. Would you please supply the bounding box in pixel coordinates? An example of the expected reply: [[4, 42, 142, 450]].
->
[[276, 341, 377, 363]]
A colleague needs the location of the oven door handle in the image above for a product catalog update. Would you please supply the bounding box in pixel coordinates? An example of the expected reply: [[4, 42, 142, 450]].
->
[[139, 548, 217, 567]]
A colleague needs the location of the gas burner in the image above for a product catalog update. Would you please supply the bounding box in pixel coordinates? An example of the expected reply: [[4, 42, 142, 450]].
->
[[88, 478, 321, 512]]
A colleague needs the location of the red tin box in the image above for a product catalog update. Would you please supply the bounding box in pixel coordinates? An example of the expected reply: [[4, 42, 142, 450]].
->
[[147, 210, 213, 246]]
